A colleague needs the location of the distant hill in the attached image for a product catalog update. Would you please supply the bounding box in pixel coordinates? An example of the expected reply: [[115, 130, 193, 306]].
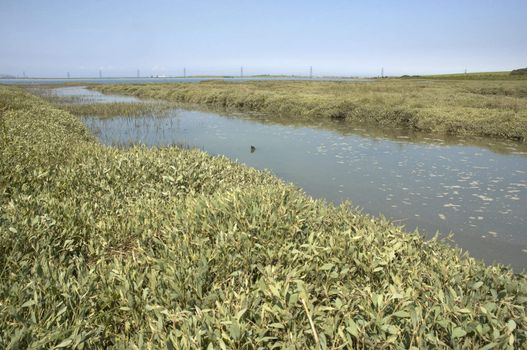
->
[[400, 70, 527, 80], [511, 68, 527, 75], [0, 74, 16, 79]]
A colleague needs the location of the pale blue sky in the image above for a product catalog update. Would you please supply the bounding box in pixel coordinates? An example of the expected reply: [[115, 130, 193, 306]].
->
[[1, 0, 526, 77]]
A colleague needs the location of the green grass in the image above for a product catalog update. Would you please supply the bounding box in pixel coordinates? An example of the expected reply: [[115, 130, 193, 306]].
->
[[94, 78, 527, 142], [1, 86, 527, 348]]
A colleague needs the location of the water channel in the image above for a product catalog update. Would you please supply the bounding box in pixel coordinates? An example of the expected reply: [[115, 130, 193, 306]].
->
[[53, 87, 527, 271]]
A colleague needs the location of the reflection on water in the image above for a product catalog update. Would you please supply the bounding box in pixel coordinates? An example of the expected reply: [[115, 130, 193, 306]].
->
[[61, 87, 527, 271]]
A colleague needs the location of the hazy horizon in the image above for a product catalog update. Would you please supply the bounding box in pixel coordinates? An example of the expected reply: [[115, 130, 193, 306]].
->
[[1, 0, 526, 78]]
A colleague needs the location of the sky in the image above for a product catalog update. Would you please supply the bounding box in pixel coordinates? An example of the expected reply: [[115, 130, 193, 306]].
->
[[1, 0, 526, 77]]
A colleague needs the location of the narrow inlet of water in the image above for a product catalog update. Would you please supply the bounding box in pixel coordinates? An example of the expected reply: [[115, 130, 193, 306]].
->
[[56, 87, 527, 271]]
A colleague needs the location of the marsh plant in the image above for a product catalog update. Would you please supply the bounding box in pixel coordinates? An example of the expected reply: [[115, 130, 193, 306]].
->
[[1, 86, 527, 348], [57, 102, 175, 118], [27, 85, 175, 118]]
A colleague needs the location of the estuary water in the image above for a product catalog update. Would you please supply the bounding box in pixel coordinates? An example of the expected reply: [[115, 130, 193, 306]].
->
[[56, 87, 527, 271]]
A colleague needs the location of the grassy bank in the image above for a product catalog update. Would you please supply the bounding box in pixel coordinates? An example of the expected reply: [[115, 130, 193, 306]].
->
[[95, 78, 527, 142], [1, 86, 527, 348]]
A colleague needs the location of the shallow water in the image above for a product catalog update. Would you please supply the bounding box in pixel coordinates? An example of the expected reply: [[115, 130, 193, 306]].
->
[[60, 87, 527, 271]]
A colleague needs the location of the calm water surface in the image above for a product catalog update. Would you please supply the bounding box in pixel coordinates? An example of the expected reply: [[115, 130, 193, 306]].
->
[[57, 87, 527, 271]]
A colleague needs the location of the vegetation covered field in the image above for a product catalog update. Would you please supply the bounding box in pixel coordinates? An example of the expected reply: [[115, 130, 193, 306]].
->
[[1, 86, 527, 348], [95, 77, 527, 142]]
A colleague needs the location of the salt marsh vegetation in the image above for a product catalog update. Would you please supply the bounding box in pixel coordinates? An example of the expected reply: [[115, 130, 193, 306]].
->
[[2, 86, 527, 348]]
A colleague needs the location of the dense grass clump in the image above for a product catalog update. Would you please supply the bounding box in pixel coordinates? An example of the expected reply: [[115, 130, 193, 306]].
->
[[1, 86, 527, 348], [95, 78, 527, 142]]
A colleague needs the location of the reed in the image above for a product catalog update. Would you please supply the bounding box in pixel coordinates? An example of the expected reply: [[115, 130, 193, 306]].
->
[[27, 87, 175, 117], [57, 102, 174, 117]]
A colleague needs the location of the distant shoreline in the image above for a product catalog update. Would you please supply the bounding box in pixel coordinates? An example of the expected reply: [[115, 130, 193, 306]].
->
[[2, 70, 525, 82]]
